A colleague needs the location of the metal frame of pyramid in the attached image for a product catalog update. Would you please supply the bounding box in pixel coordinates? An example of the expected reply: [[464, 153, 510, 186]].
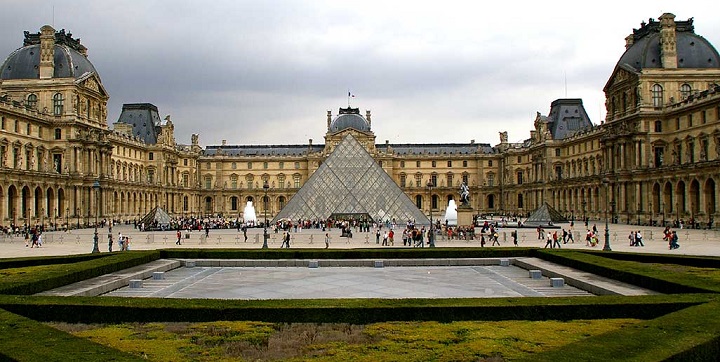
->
[[139, 206, 172, 230], [522, 202, 568, 227], [273, 134, 430, 225]]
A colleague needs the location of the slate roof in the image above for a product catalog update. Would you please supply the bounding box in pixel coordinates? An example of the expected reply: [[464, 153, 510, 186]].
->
[[115, 103, 162, 144], [542, 99, 594, 140]]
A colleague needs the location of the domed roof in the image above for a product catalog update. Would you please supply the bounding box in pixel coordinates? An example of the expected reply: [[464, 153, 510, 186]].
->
[[616, 16, 720, 72], [1, 27, 99, 80], [329, 107, 370, 132]]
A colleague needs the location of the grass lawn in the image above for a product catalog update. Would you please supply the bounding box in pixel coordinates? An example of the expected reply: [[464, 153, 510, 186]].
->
[[49, 319, 640, 361]]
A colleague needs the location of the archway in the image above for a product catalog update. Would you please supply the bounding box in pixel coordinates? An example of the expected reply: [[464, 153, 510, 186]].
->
[[204, 196, 213, 214], [487, 194, 495, 210], [676, 181, 687, 219], [7, 185, 18, 224], [704, 178, 716, 218], [689, 179, 700, 218]]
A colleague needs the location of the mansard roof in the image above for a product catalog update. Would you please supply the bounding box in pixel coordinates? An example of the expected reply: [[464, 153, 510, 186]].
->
[[115, 103, 162, 144]]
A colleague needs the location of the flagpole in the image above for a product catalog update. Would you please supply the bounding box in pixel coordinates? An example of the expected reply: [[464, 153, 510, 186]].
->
[[347, 90, 350, 107]]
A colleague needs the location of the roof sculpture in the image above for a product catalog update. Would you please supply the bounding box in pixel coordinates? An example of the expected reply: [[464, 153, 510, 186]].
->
[[273, 134, 429, 224]]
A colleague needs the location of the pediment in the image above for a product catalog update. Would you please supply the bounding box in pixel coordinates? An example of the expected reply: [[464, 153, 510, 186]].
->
[[75, 72, 108, 98], [603, 65, 640, 92]]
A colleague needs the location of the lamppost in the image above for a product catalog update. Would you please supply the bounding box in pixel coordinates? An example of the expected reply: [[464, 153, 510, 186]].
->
[[76, 207, 80, 229], [92, 180, 100, 253], [602, 177, 612, 251], [40, 208, 44, 230], [53, 208, 57, 231], [662, 201, 666, 227], [65, 207, 69, 231], [427, 180, 435, 248], [262, 181, 269, 249], [637, 203, 641, 226], [581, 200, 587, 224]]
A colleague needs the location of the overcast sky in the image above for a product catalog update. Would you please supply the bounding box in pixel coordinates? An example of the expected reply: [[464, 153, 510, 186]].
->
[[1, 1, 719, 147]]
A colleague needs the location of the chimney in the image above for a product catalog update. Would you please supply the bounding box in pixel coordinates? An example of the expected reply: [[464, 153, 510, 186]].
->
[[659, 13, 678, 69], [308, 138, 313, 151], [327, 110, 332, 130], [625, 34, 634, 50], [366, 110, 372, 127], [39, 25, 55, 79], [221, 139, 227, 146]]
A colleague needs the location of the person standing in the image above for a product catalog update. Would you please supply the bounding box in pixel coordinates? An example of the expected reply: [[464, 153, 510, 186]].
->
[[108, 233, 113, 252], [325, 233, 330, 249], [176, 230, 182, 245], [512, 230, 518, 246]]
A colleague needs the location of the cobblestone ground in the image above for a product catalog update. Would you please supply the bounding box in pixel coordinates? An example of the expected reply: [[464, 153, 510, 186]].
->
[[2, 220, 719, 258]]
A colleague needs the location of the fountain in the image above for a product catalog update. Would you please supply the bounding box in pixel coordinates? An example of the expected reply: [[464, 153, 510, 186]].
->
[[444, 200, 458, 226], [244, 201, 257, 226]]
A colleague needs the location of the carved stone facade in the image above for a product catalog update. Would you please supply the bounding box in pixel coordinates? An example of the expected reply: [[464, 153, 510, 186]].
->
[[2, 14, 719, 228]]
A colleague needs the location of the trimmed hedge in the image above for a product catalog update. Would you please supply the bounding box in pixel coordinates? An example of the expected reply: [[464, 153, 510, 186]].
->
[[159, 247, 535, 260], [0, 308, 141, 361], [580, 249, 720, 268], [0, 294, 711, 324], [535, 249, 717, 294], [0, 253, 112, 270], [0, 251, 161, 295]]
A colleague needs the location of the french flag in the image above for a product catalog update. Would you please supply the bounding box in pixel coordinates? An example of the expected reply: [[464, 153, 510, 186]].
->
[[348, 91, 355, 98]]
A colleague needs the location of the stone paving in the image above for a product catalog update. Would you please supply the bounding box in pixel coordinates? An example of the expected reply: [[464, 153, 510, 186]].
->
[[2, 220, 720, 258]]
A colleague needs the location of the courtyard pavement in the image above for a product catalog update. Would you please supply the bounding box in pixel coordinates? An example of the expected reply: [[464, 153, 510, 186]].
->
[[2, 219, 719, 258]]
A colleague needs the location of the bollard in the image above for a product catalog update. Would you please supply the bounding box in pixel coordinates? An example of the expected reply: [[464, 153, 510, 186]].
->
[[235, 235, 241, 244], [499, 259, 510, 267], [365, 234, 369, 244], [374, 260, 384, 268], [550, 278, 564, 287], [217, 235, 222, 244], [163, 235, 168, 244], [76, 235, 81, 244], [185, 261, 196, 268], [308, 260, 319, 268], [254, 234, 259, 244], [309, 234, 314, 244], [129, 279, 143, 288], [152, 272, 165, 280], [529, 270, 542, 279]]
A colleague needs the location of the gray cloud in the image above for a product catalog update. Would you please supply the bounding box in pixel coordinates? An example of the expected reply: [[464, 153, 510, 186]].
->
[[2, 1, 719, 147]]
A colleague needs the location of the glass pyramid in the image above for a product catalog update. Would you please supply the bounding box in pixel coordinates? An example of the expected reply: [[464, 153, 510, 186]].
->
[[273, 134, 430, 225]]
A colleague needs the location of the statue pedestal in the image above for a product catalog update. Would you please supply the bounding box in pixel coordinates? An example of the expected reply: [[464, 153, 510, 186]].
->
[[457, 206, 474, 227]]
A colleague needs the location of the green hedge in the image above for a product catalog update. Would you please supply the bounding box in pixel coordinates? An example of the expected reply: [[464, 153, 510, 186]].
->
[[0, 294, 710, 324], [0, 308, 141, 361], [535, 250, 717, 294], [0, 251, 161, 295], [580, 249, 720, 268], [0, 253, 111, 270], [159, 247, 535, 260]]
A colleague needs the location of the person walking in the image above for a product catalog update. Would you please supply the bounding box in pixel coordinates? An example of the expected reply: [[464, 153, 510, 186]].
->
[[324, 233, 330, 249], [552, 231, 562, 248], [544, 231, 553, 248], [512, 230, 518, 246], [635, 230, 644, 247], [670, 230, 680, 249], [628, 231, 636, 246], [176, 230, 182, 245], [108, 233, 113, 252]]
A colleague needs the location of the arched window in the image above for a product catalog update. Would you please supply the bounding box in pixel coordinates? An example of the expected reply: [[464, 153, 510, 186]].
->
[[651, 84, 663, 108], [53, 93, 64, 115], [680, 83, 692, 99], [27, 94, 37, 108]]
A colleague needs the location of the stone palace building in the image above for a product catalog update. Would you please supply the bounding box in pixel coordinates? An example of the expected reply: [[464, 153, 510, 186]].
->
[[1, 12, 719, 228]]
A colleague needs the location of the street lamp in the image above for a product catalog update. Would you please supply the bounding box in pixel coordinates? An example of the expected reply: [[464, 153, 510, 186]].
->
[[581, 200, 587, 225], [262, 181, 269, 249], [662, 201, 666, 227], [637, 203, 641, 226], [53, 208, 57, 231], [602, 177, 612, 251], [76, 207, 80, 229], [91, 180, 100, 253], [66, 207, 69, 231], [427, 180, 435, 248]]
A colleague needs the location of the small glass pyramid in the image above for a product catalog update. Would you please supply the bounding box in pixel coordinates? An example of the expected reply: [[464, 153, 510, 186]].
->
[[273, 134, 429, 225]]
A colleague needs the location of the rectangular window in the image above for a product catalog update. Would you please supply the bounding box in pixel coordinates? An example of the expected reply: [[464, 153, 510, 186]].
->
[[379, 160, 383, 167], [416, 161, 420, 167], [183, 174, 188, 187], [231, 162, 236, 169], [279, 162, 284, 169], [1, 117, 4, 130], [517, 171, 523, 185], [263, 162, 268, 169], [676, 118, 680, 130], [26, 123, 31, 135], [231, 178, 238, 189], [148, 170, 155, 184], [294, 162, 300, 169], [555, 166, 562, 180], [431, 174, 437, 186], [654, 120, 662, 132], [400, 161, 405, 168], [447, 161, 452, 167], [688, 114, 693, 127], [400, 175, 406, 187], [183, 159, 188, 166], [14, 120, 19, 133], [149, 152, 154, 160], [37, 126, 42, 138], [247, 162, 252, 169], [488, 160, 493, 167], [431, 161, 436, 167], [702, 110, 707, 124], [53, 154, 62, 173], [462, 160, 467, 167], [446, 174, 453, 187], [279, 180, 285, 189], [294, 178, 300, 188], [462, 174, 468, 185], [487, 174, 494, 187], [205, 177, 212, 189], [517, 156, 521, 163], [555, 148, 561, 157]]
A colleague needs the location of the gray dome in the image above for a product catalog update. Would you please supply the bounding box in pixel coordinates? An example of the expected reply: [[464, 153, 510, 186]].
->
[[617, 19, 720, 71], [1, 43, 98, 80], [329, 113, 370, 132]]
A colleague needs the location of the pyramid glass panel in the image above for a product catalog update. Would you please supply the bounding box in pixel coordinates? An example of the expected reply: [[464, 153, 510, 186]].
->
[[273, 134, 429, 224]]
